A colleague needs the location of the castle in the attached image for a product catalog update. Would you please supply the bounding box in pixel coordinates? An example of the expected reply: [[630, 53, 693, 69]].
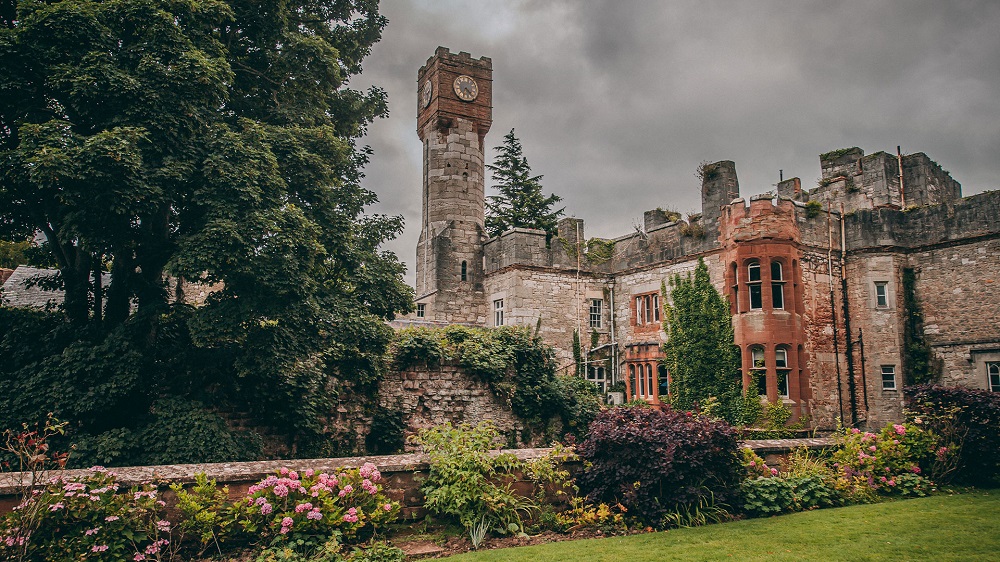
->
[[406, 47, 1000, 430]]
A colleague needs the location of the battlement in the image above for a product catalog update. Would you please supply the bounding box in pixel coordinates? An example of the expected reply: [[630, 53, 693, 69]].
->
[[421, 46, 492, 74]]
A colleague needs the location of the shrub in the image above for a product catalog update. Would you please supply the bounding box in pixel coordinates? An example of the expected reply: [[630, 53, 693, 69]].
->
[[741, 475, 838, 518], [576, 406, 742, 526], [365, 406, 406, 455], [239, 465, 400, 553], [411, 422, 536, 546], [906, 384, 1000, 485], [830, 422, 940, 496], [171, 473, 240, 557], [0, 467, 172, 561]]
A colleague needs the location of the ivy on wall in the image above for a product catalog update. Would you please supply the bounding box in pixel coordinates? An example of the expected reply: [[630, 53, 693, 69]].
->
[[901, 268, 938, 385]]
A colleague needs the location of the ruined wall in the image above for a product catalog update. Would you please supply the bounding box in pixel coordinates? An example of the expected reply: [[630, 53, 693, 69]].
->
[[377, 363, 519, 442]]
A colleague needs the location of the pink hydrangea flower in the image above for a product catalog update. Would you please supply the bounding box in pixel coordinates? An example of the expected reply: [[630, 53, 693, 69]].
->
[[91, 545, 109, 552], [305, 469, 314, 477], [105, 515, 120, 522], [49, 502, 64, 511], [295, 502, 313, 513], [273, 484, 289, 497], [869, 445, 877, 452], [85, 527, 101, 536], [156, 520, 171, 532], [770, 468, 778, 476], [133, 554, 146, 561], [280, 467, 289, 475], [893, 424, 906, 436], [307, 509, 322, 520], [261, 503, 273, 515], [383, 503, 393, 512], [289, 471, 298, 480]]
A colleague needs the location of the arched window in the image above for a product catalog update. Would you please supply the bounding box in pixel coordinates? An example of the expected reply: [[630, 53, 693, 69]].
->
[[747, 260, 762, 310], [750, 346, 766, 396], [645, 364, 654, 400], [461, 260, 467, 281], [771, 261, 785, 310], [629, 364, 637, 400], [730, 262, 739, 313], [775, 346, 790, 397]]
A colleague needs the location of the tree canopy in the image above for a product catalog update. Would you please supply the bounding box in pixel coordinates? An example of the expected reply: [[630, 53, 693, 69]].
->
[[484, 129, 564, 239], [662, 258, 743, 423], [0, 0, 412, 464]]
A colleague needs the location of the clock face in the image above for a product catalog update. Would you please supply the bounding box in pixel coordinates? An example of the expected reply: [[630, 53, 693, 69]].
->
[[421, 80, 432, 108], [453, 75, 478, 101]]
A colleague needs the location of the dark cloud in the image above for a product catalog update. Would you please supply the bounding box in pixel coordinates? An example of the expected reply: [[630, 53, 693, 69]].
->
[[356, 1, 1000, 284]]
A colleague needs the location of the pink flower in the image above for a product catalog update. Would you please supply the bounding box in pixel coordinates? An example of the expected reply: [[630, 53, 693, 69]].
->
[[749, 461, 756, 467], [85, 527, 101, 536], [273, 484, 289, 497], [105, 516, 120, 522], [255, 497, 267, 506], [279, 517, 294, 534], [869, 445, 877, 452], [851, 428, 860, 434], [893, 424, 906, 436], [295, 502, 313, 513], [261, 503, 273, 515], [307, 509, 322, 520], [305, 469, 314, 477], [911, 466, 921, 474], [383, 503, 393, 512], [156, 520, 171, 532], [133, 554, 146, 561], [49, 502, 64, 511], [770, 468, 778, 476], [280, 467, 289, 475], [887, 479, 896, 486], [92, 545, 109, 552], [289, 471, 298, 480]]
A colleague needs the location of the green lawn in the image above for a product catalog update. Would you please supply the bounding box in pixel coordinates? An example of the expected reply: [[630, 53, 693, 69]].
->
[[444, 492, 1000, 561]]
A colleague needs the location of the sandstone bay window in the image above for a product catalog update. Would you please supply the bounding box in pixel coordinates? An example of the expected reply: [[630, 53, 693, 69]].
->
[[626, 362, 658, 402], [634, 293, 660, 325], [881, 365, 897, 391], [747, 260, 762, 310], [775, 347, 790, 398], [589, 299, 603, 329], [493, 298, 504, 326], [989, 362, 1000, 392], [771, 261, 785, 310]]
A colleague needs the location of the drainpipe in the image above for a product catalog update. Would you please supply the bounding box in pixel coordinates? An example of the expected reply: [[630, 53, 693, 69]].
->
[[858, 328, 869, 416], [840, 203, 859, 427], [828, 199, 845, 424], [609, 279, 618, 386]]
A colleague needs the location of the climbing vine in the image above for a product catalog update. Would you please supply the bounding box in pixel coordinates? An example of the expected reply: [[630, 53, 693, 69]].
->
[[901, 268, 938, 385]]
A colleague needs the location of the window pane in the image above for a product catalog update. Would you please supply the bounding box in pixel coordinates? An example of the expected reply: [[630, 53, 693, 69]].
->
[[658, 364, 669, 396], [771, 261, 782, 281], [749, 284, 762, 309], [646, 364, 654, 398], [775, 348, 787, 368], [629, 365, 636, 399], [653, 294, 660, 322], [636, 297, 643, 325], [772, 283, 784, 309], [748, 261, 761, 282], [875, 282, 888, 308], [757, 372, 768, 396], [416, 303, 425, 318], [777, 371, 789, 397], [881, 365, 896, 390], [989, 363, 1000, 392]]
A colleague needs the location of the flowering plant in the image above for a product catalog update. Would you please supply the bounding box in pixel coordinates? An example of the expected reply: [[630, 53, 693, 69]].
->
[[831, 422, 937, 496], [0, 467, 172, 561], [239, 464, 399, 549]]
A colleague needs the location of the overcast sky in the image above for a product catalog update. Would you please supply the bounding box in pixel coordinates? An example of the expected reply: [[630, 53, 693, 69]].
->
[[353, 0, 1000, 285]]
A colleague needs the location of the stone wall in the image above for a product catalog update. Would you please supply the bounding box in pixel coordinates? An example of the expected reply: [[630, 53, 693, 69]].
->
[[0, 439, 833, 516], [377, 362, 520, 443]]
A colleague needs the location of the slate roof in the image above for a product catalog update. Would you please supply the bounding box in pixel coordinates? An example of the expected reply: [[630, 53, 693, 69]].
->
[[0, 266, 64, 310]]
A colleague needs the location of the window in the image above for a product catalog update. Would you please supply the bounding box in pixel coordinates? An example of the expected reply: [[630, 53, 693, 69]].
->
[[875, 282, 888, 308], [646, 364, 655, 400], [493, 298, 504, 326], [747, 260, 762, 310], [751, 346, 766, 396], [771, 261, 785, 310], [461, 261, 467, 282], [628, 364, 637, 400], [634, 293, 660, 325], [775, 347, 789, 397], [587, 366, 607, 393], [989, 362, 1000, 392], [881, 365, 897, 390], [589, 299, 603, 329], [658, 364, 669, 397], [416, 303, 425, 318]]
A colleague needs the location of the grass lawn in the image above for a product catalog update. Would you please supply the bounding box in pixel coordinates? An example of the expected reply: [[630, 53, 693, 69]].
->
[[443, 491, 1000, 561]]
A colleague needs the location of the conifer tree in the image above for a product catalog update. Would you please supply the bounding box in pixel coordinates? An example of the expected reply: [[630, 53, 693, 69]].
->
[[662, 258, 743, 422], [485, 130, 564, 238]]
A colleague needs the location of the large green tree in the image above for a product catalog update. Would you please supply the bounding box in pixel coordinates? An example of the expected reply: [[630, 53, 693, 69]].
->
[[662, 258, 743, 422], [0, 0, 412, 463], [484, 129, 563, 239]]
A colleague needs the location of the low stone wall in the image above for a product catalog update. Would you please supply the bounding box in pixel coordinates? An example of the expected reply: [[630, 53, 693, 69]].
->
[[0, 439, 832, 517]]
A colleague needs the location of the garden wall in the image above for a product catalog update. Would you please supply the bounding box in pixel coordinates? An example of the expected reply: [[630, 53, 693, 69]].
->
[[0, 439, 831, 517]]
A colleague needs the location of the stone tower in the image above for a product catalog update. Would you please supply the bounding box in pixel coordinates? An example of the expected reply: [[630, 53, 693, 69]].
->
[[414, 47, 493, 323]]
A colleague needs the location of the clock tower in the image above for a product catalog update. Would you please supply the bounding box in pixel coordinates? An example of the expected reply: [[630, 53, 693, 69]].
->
[[414, 47, 493, 323]]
